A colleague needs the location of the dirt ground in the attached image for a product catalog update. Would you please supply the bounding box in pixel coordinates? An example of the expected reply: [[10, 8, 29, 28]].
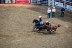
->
[[0, 4, 72, 48]]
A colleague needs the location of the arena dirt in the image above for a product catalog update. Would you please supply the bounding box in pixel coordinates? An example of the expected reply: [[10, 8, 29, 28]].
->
[[0, 4, 72, 48]]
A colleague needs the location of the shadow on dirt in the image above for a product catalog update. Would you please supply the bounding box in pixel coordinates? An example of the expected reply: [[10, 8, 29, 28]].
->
[[32, 30, 56, 35]]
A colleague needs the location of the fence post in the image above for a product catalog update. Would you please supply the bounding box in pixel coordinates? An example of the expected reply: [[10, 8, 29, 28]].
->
[[48, 0, 51, 6], [63, 0, 66, 8], [52, 0, 55, 7]]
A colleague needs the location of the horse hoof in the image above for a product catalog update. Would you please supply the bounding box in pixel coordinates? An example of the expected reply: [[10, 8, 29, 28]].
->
[[37, 31, 40, 33], [49, 32, 51, 34]]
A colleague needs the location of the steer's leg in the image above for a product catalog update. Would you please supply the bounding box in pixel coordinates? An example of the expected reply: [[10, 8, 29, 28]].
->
[[47, 29, 51, 34], [49, 30, 51, 34]]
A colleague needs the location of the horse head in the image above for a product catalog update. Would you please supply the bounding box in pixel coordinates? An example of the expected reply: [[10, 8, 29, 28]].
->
[[32, 19, 39, 24]]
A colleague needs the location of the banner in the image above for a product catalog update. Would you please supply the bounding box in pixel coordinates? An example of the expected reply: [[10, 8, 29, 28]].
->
[[31, 0, 36, 3], [66, 5, 70, 10], [55, 2, 60, 7], [59, 3, 63, 7], [70, 5, 72, 10], [17, 0, 22, 1], [16, 0, 29, 4]]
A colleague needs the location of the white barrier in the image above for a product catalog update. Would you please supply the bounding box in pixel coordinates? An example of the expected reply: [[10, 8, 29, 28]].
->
[[59, 2, 63, 7], [37, 0, 40, 4], [31, 0, 37, 4], [5, 0, 11, 3], [66, 5, 70, 10], [5, 0, 15, 3], [55, 2, 63, 7], [55, 2, 60, 7], [70, 6, 72, 10]]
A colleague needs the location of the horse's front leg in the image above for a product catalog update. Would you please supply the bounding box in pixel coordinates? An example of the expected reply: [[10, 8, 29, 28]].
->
[[38, 28, 41, 32], [32, 26, 36, 31]]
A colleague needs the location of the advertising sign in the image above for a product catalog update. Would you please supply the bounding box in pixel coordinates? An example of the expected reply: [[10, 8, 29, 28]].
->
[[59, 3, 63, 7], [55, 2, 60, 7], [70, 5, 72, 10], [66, 5, 70, 10], [16, 0, 29, 4]]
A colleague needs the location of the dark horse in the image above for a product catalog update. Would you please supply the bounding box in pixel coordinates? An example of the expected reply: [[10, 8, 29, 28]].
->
[[32, 19, 46, 32], [32, 19, 40, 26]]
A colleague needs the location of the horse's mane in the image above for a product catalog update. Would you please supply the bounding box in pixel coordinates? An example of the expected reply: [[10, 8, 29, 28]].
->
[[33, 19, 39, 23], [34, 19, 39, 21]]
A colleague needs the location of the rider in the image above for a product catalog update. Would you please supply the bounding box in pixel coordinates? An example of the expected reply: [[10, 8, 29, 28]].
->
[[45, 21, 51, 26], [39, 16, 43, 26]]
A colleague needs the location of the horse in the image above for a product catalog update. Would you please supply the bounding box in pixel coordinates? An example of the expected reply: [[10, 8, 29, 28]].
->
[[43, 24, 61, 33], [32, 19, 40, 26], [32, 19, 46, 32], [32, 19, 40, 31]]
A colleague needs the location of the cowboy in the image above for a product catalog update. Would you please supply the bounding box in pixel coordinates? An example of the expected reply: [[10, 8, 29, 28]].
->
[[47, 7, 51, 18], [52, 7, 56, 18], [60, 7, 65, 17], [39, 16, 43, 26], [45, 21, 51, 26]]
